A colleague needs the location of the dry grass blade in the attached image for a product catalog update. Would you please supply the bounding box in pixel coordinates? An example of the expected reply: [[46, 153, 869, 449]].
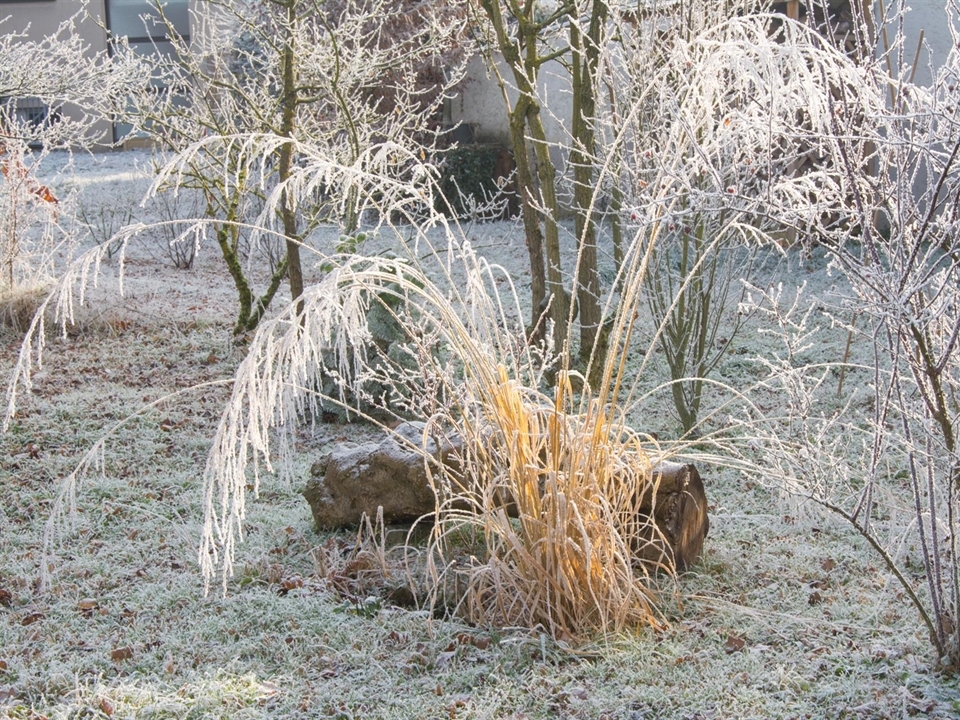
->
[[439, 366, 668, 640]]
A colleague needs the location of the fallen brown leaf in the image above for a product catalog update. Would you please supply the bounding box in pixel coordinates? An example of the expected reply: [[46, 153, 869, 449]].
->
[[21, 612, 44, 626], [724, 633, 746, 654], [110, 646, 134, 662], [456, 633, 491, 650], [278, 575, 303, 595], [385, 630, 406, 646]]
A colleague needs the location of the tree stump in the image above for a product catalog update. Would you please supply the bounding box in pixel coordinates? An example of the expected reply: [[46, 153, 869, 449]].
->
[[303, 422, 458, 529], [303, 424, 709, 570], [635, 462, 710, 571]]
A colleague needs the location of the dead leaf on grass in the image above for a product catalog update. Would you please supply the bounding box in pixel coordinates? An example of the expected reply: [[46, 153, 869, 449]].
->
[[159, 418, 187, 432], [724, 634, 746, 654], [445, 696, 470, 718], [809, 591, 824, 606], [821, 558, 837, 572], [456, 633, 492, 650], [0, 588, 12, 607], [99, 698, 114, 716], [21, 612, 44, 626], [385, 630, 407, 646], [110, 646, 134, 662], [77, 599, 98, 617], [278, 575, 303, 595]]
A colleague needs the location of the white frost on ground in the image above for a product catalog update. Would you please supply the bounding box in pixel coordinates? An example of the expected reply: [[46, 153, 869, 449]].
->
[[1, 151, 958, 719]]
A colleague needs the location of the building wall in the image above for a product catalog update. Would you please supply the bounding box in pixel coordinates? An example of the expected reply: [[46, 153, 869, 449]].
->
[[1, 0, 109, 46], [451, 54, 571, 148], [899, 0, 954, 88], [2, 0, 194, 149], [2, 0, 114, 146]]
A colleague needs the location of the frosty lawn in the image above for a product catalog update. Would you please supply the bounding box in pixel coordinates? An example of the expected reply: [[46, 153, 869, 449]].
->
[[1, 153, 959, 718], [4, 1, 960, 715]]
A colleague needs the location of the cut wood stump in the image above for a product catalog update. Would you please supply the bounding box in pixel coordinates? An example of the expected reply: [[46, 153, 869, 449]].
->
[[303, 421, 458, 529], [634, 462, 710, 571], [303, 423, 709, 570]]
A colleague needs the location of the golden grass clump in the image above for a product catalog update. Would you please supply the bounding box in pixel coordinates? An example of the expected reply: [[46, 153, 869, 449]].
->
[[430, 364, 667, 640], [197, 236, 672, 641]]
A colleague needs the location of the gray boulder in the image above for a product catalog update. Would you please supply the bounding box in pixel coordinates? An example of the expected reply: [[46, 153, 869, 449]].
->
[[303, 421, 458, 529]]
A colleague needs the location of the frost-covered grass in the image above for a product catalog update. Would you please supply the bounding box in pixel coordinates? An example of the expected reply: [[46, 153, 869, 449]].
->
[[2, 154, 960, 719]]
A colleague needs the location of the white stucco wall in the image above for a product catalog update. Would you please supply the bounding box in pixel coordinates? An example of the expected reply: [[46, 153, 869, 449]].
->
[[2, 0, 114, 146], [451, 54, 573, 147], [1, 0, 109, 47], [898, 0, 955, 87]]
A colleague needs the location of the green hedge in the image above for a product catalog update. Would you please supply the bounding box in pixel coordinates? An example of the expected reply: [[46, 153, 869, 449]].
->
[[436, 144, 512, 219]]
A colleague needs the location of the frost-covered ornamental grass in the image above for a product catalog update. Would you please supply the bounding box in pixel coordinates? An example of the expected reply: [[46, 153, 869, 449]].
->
[[4, 2, 960, 713], [1, 156, 960, 719]]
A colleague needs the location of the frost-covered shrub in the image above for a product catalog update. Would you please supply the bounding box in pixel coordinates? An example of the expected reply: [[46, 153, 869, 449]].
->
[[0, 13, 148, 300], [719, 8, 960, 671]]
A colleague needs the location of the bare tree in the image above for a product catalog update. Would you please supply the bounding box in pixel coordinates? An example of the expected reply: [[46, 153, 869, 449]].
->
[[0, 13, 150, 296], [471, 0, 571, 356], [106, 0, 468, 332], [717, 4, 960, 671]]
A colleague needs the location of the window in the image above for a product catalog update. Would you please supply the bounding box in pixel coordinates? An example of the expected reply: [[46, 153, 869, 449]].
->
[[105, 0, 190, 43], [1, 97, 55, 148]]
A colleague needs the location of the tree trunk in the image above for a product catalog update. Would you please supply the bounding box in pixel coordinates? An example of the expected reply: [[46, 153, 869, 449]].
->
[[635, 462, 710, 571], [570, 5, 607, 377], [478, 0, 567, 358], [525, 105, 568, 356], [508, 98, 547, 336], [278, 0, 304, 318]]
